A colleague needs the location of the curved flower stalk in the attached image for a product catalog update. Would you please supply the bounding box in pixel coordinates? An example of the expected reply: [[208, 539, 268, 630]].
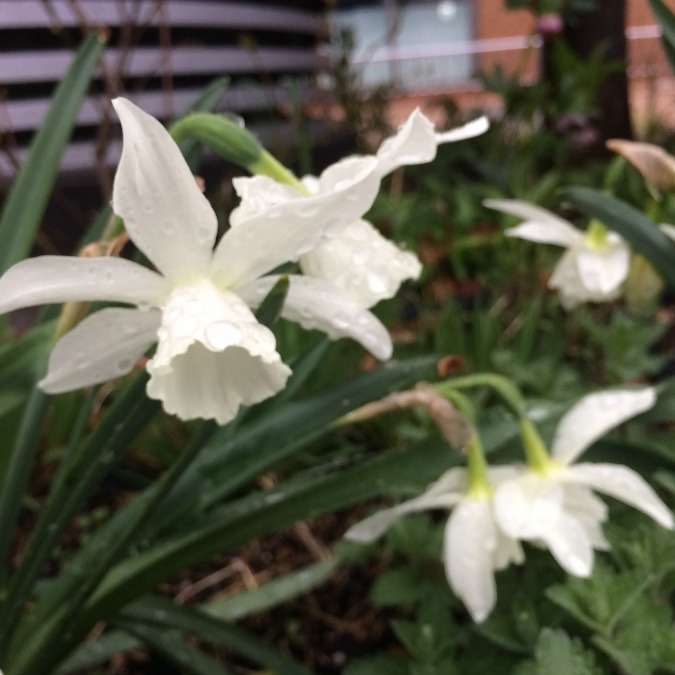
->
[[233, 110, 490, 308], [0, 98, 392, 424], [494, 389, 673, 578], [345, 453, 524, 623], [485, 199, 630, 309]]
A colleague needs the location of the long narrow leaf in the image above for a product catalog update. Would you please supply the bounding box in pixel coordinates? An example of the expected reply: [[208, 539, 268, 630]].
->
[[119, 594, 311, 675], [1, 375, 159, 653], [562, 187, 675, 290], [119, 621, 234, 675], [0, 32, 106, 275], [203, 558, 340, 622]]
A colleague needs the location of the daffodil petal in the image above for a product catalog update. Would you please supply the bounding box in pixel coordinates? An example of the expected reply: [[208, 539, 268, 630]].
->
[[444, 498, 497, 623], [299, 219, 422, 308], [485, 199, 583, 247], [375, 109, 489, 178], [39, 308, 160, 393], [562, 484, 610, 550], [423, 467, 470, 497], [549, 249, 592, 308], [375, 108, 438, 177], [435, 116, 490, 144], [237, 275, 393, 360], [0, 256, 169, 315], [112, 98, 218, 281], [541, 511, 594, 577], [212, 156, 380, 288], [0, 255, 167, 313], [564, 463, 674, 529], [576, 241, 630, 294], [344, 492, 461, 543], [551, 388, 656, 464], [229, 176, 302, 226]]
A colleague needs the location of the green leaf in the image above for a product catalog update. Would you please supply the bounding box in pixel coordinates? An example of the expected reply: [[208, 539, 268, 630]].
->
[[514, 628, 602, 675], [254, 275, 290, 327], [1, 375, 160, 659], [545, 564, 655, 634], [562, 187, 675, 290], [0, 32, 106, 275], [56, 631, 141, 674], [119, 620, 234, 675], [118, 594, 310, 675], [370, 567, 427, 606], [203, 558, 340, 622], [68, 434, 456, 662], [344, 654, 408, 675]]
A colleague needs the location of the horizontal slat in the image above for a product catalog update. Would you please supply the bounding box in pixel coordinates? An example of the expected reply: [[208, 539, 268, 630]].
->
[[0, 45, 318, 84], [1, 83, 315, 133], [0, 117, 328, 177], [0, 0, 321, 32]]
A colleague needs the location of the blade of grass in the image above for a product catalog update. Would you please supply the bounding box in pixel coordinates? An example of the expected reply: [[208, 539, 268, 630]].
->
[[119, 621, 235, 675], [0, 374, 160, 651], [119, 594, 311, 675]]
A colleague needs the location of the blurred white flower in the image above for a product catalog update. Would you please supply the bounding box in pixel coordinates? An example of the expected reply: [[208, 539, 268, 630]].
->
[[0, 98, 393, 424], [234, 110, 489, 307], [485, 199, 630, 309], [494, 389, 673, 577], [345, 466, 524, 623]]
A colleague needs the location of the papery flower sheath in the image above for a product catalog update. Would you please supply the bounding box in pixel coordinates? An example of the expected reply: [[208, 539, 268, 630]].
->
[[485, 199, 630, 309], [494, 389, 673, 577], [345, 466, 524, 622], [233, 110, 489, 308], [0, 98, 393, 424]]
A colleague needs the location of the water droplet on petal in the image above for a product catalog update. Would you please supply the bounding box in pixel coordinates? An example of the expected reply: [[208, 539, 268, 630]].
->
[[204, 320, 243, 350], [331, 313, 350, 330]]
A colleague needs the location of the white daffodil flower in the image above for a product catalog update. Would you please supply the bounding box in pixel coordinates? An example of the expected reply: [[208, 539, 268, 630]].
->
[[0, 98, 393, 424], [485, 199, 630, 309], [345, 466, 524, 623], [233, 110, 489, 307], [494, 389, 673, 578]]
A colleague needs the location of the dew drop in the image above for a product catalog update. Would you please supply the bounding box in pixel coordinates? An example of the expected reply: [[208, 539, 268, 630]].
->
[[205, 320, 243, 350], [331, 313, 349, 330], [196, 226, 212, 244]]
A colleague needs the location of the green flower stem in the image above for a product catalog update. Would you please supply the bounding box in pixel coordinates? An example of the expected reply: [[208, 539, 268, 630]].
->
[[518, 418, 552, 474], [249, 150, 307, 193], [434, 373, 527, 418], [466, 436, 492, 497]]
